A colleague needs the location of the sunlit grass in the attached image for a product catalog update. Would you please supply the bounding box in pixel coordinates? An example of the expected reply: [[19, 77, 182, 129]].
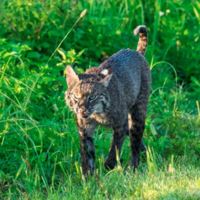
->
[[0, 0, 200, 199], [8, 164, 200, 200]]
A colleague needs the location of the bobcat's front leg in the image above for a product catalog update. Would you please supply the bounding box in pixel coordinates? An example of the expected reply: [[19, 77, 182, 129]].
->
[[77, 119, 96, 175], [105, 122, 128, 169]]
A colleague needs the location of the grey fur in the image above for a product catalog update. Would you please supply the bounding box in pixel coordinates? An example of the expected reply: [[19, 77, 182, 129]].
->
[[65, 25, 151, 175]]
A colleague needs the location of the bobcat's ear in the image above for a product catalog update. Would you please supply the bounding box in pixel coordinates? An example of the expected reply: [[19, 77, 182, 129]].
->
[[99, 68, 112, 87], [65, 65, 79, 87]]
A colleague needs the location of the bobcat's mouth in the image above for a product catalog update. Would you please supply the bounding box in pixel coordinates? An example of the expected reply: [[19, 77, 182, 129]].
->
[[79, 108, 104, 119]]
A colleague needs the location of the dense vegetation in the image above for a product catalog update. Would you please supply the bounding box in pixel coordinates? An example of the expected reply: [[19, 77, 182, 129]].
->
[[0, 0, 199, 199]]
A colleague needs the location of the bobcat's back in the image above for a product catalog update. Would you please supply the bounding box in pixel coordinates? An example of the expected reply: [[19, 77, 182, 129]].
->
[[100, 48, 150, 108]]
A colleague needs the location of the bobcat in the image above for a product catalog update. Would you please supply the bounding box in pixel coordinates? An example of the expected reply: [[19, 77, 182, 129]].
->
[[65, 25, 151, 175]]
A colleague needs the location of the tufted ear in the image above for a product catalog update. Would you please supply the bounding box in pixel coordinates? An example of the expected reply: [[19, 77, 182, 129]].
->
[[99, 68, 112, 87], [65, 65, 79, 87]]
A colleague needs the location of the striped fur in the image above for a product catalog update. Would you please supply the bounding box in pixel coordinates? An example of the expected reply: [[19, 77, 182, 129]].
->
[[134, 25, 148, 55]]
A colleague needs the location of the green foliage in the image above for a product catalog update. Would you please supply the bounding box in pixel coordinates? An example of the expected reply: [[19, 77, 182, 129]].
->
[[0, 0, 199, 199]]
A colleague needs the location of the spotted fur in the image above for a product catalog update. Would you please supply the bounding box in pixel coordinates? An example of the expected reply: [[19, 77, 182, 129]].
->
[[65, 25, 151, 175]]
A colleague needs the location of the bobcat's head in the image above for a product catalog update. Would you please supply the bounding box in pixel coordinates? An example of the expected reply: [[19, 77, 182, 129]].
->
[[65, 66, 112, 119]]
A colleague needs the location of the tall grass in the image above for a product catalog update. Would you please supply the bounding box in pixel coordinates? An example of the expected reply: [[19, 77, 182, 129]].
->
[[0, 0, 200, 199]]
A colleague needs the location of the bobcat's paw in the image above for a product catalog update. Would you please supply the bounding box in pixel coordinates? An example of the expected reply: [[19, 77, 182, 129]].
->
[[104, 159, 116, 170]]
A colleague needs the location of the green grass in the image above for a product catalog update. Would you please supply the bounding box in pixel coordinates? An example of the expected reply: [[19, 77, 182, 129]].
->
[[9, 164, 200, 200], [0, 0, 200, 199]]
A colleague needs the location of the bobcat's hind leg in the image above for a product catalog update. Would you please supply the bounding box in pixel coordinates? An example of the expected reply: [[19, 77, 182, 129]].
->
[[129, 102, 147, 169]]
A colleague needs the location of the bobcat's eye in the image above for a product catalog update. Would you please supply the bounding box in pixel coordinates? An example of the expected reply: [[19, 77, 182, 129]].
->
[[88, 95, 97, 102]]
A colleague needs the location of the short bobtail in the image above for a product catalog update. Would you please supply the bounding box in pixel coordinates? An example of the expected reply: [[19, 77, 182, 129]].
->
[[134, 25, 148, 55]]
